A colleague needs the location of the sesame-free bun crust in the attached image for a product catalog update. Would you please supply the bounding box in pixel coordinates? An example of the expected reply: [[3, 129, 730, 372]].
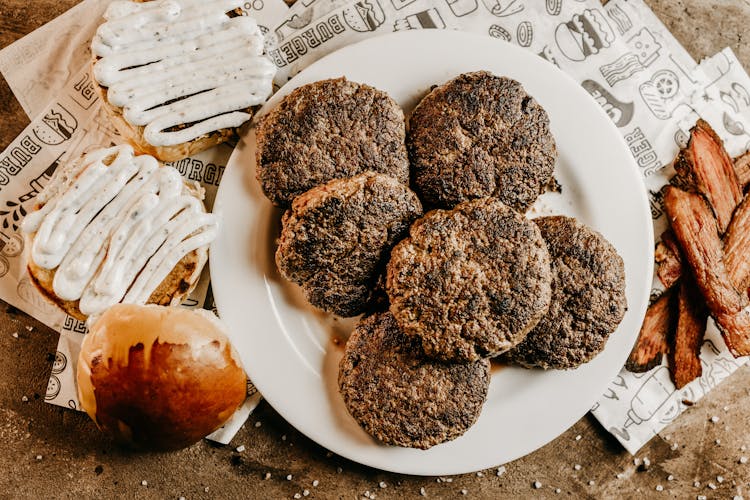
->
[[77, 304, 246, 450]]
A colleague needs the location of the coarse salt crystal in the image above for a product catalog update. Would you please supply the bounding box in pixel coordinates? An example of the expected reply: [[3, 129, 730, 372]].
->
[[708, 483, 717, 490], [379, 482, 387, 488], [575, 435, 582, 441], [293, 494, 301, 499], [460, 490, 467, 495], [420, 487, 426, 496], [656, 485, 663, 492], [35, 455, 42, 460], [741, 456, 748, 464], [555, 488, 561, 494], [533, 481, 542, 489], [693, 481, 700, 487], [235, 445, 245, 453], [21, 396, 28, 402], [497, 466, 506, 476], [264, 473, 271, 480], [254, 421, 262, 428], [476, 472, 483, 478], [574, 464, 581, 471], [303, 490, 309, 497], [717, 476, 724, 483], [287, 475, 293, 481], [588, 481, 595, 486], [711, 416, 719, 423], [312, 480, 319, 487], [667, 475, 674, 481], [671, 443, 679, 451], [12, 333, 18, 338], [141, 480, 147, 486]]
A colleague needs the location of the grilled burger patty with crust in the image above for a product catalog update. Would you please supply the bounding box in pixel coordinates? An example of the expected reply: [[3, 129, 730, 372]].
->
[[256, 78, 410, 207], [386, 197, 553, 362], [408, 71, 557, 212], [276, 172, 422, 317], [338, 311, 490, 449], [503, 216, 627, 369]]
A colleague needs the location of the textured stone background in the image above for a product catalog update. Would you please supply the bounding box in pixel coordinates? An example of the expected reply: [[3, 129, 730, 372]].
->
[[1, 0, 750, 498]]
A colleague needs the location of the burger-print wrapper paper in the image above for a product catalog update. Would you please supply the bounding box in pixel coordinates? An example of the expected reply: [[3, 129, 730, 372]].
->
[[2, 0, 750, 454], [0, 0, 290, 445]]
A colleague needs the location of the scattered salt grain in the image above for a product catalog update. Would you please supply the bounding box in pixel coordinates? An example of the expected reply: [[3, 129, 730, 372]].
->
[[420, 487, 426, 496], [293, 494, 301, 499], [11, 332, 18, 339], [282, 435, 287, 441], [379, 482, 387, 489], [734, 496, 744, 500], [656, 485, 663, 492], [671, 443, 679, 451], [497, 466, 506, 476], [574, 464, 581, 471], [667, 475, 674, 481], [575, 435, 582, 441], [740, 456, 748, 464], [141, 480, 148, 486], [533, 481, 542, 489], [460, 489, 468, 495], [21, 396, 28, 402], [716, 439, 721, 445], [555, 488, 561, 494], [616, 473, 624, 479], [708, 483, 717, 490], [312, 480, 319, 487], [287, 475, 293, 481], [264, 473, 271, 480], [254, 421, 262, 428], [588, 481, 595, 486], [337, 467, 342, 474], [633, 458, 642, 466], [710, 416, 719, 423], [697, 496, 707, 500], [235, 445, 245, 453], [693, 481, 700, 487], [724, 406, 730, 411], [444, 478, 453, 483], [302, 490, 309, 497], [25, 325, 32, 331], [717, 476, 724, 483], [476, 472, 483, 478], [35, 455, 42, 461], [204, 487, 209, 493]]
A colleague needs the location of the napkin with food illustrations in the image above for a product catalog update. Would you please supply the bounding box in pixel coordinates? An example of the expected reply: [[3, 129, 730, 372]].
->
[[2, 0, 750, 453]]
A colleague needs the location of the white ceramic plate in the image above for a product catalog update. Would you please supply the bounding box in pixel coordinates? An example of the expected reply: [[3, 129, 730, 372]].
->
[[210, 30, 653, 476]]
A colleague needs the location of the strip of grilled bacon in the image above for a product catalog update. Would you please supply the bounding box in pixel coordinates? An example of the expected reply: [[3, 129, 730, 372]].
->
[[655, 230, 683, 290], [735, 151, 750, 191], [725, 195, 750, 294], [626, 290, 673, 372], [673, 119, 743, 234], [668, 278, 708, 388], [664, 186, 750, 357]]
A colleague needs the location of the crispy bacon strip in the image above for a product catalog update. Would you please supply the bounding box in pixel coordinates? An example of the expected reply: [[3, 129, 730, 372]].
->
[[626, 290, 673, 372], [735, 151, 750, 191], [673, 119, 743, 234], [725, 195, 750, 293], [655, 230, 683, 290], [668, 278, 708, 389], [664, 186, 750, 357]]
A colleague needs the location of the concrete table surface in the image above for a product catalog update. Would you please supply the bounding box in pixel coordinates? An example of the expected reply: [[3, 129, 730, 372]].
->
[[1, 1, 750, 498]]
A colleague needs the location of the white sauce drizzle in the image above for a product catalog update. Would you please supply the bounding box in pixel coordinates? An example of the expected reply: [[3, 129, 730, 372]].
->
[[22, 145, 219, 317], [91, 0, 276, 147]]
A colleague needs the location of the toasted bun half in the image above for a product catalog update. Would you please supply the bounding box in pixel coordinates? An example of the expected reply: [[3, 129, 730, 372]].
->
[[23, 146, 213, 321], [77, 304, 246, 450]]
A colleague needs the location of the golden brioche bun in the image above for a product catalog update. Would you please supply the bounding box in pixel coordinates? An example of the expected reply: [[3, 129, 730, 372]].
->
[[77, 304, 246, 450]]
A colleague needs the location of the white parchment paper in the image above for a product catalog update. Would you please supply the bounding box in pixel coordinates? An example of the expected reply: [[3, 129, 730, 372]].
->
[[2, 0, 750, 453]]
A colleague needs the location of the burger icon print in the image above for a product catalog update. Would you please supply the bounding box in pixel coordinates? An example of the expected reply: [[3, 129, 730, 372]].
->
[[555, 8, 615, 62]]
